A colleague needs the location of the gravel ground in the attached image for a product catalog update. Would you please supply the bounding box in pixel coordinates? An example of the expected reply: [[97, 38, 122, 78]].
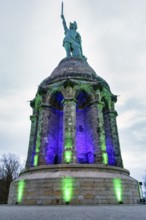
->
[[0, 205, 146, 220]]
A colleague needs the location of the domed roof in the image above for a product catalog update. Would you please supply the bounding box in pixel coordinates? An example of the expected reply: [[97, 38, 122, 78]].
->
[[50, 57, 96, 77], [39, 57, 110, 90]]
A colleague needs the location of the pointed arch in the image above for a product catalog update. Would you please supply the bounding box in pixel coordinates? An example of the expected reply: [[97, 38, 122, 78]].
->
[[74, 83, 95, 105], [75, 84, 96, 164], [46, 86, 65, 108]]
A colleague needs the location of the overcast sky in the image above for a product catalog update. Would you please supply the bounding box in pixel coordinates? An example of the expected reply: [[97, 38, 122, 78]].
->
[[0, 0, 146, 183]]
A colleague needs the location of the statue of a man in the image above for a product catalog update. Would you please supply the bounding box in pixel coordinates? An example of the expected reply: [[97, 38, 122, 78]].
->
[[61, 5, 86, 60]]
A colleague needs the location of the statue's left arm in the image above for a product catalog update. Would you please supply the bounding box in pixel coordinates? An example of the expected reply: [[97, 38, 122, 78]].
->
[[61, 14, 68, 32], [61, 2, 68, 33]]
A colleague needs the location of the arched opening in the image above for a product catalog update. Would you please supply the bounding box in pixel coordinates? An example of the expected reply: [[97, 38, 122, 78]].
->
[[45, 92, 64, 164], [76, 91, 95, 164], [49, 92, 64, 110]]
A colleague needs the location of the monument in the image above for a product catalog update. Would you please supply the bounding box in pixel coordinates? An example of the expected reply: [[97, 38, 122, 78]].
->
[[8, 3, 140, 205]]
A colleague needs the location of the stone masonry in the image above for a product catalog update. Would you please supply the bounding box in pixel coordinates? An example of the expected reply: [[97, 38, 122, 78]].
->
[[8, 57, 140, 205]]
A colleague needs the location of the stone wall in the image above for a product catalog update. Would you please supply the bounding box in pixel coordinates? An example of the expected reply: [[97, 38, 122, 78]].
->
[[8, 166, 140, 205]]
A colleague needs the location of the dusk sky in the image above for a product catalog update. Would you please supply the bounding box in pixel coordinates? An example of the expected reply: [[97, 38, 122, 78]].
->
[[0, 0, 146, 183]]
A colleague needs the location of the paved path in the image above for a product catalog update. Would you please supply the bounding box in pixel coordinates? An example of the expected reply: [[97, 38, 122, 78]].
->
[[0, 205, 146, 220]]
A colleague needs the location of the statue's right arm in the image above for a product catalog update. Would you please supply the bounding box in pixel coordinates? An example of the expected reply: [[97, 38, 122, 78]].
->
[[61, 15, 67, 32]]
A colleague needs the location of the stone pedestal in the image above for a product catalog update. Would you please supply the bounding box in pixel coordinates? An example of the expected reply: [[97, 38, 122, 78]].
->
[[8, 165, 140, 205]]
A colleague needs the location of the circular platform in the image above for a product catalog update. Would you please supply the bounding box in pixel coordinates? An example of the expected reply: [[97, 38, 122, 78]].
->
[[8, 165, 140, 205]]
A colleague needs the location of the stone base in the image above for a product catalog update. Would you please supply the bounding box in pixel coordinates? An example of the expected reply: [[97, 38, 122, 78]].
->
[[8, 164, 140, 205]]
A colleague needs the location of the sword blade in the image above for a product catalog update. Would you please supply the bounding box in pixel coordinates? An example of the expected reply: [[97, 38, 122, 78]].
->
[[61, 1, 64, 16]]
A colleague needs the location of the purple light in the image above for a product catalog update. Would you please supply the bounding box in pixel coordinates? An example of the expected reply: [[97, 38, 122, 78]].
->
[[45, 92, 64, 164], [84, 106, 95, 164], [31, 152, 35, 167], [76, 109, 87, 163], [30, 90, 117, 166], [76, 91, 95, 164], [45, 109, 63, 164]]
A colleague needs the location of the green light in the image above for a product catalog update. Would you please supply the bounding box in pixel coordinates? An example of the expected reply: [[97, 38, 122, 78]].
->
[[102, 152, 108, 164], [65, 131, 72, 139], [34, 132, 40, 163], [113, 178, 122, 202], [138, 182, 143, 199], [65, 139, 72, 149], [101, 144, 106, 151], [64, 151, 72, 163], [36, 142, 40, 152], [65, 131, 72, 149], [100, 135, 106, 150], [35, 134, 40, 153], [35, 148, 39, 153], [34, 155, 39, 166], [62, 177, 74, 202], [35, 93, 42, 110], [17, 180, 25, 203]]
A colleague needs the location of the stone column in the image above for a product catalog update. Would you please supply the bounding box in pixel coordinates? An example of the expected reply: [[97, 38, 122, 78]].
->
[[25, 114, 38, 168], [96, 101, 108, 165], [86, 102, 102, 164], [32, 108, 43, 167], [63, 98, 76, 164], [105, 110, 123, 167], [104, 112, 115, 166], [38, 104, 52, 166]]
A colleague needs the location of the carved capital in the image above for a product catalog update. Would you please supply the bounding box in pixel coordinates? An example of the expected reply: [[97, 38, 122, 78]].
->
[[63, 98, 77, 105]]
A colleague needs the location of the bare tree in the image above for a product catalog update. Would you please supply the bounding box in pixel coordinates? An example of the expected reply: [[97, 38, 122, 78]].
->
[[143, 170, 146, 199], [0, 154, 21, 204]]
